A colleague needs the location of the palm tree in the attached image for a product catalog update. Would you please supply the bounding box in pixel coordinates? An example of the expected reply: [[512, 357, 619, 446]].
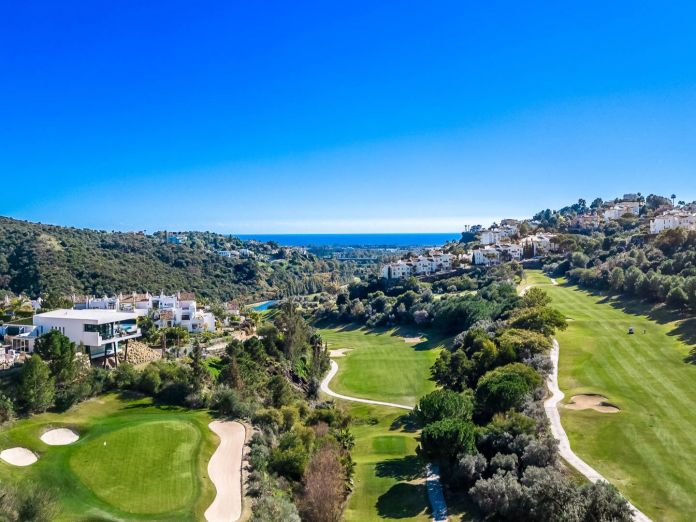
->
[[671, 194, 677, 206]]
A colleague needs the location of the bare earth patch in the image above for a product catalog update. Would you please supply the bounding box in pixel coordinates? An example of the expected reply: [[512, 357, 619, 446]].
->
[[565, 394, 620, 413], [402, 336, 424, 344], [41, 428, 80, 445], [329, 348, 353, 357], [0, 447, 38, 466]]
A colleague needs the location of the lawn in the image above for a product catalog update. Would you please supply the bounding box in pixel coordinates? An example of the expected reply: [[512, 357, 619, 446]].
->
[[317, 324, 447, 521], [318, 324, 445, 407], [526, 270, 696, 521], [0, 393, 217, 521]]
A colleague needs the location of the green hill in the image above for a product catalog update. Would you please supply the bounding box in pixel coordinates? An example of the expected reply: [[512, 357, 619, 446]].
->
[[0, 217, 351, 302]]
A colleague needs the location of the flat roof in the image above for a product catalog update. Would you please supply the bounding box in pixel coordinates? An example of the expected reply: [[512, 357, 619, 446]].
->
[[33, 309, 138, 324]]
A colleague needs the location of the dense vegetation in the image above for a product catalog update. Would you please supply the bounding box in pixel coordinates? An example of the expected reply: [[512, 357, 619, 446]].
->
[[0, 216, 355, 301], [417, 282, 633, 521]]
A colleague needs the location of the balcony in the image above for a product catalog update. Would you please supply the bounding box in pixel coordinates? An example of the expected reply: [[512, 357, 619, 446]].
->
[[97, 327, 141, 345]]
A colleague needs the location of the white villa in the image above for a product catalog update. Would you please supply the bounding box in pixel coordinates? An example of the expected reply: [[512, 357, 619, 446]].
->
[[381, 253, 453, 280], [0, 309, 142, 360], [472, 243, 523, 266], [521, 233, 556, 257], [649, 210, 696, 234], [480, 225, 519, 245], [603, 200, 640, 220], [71, 291, 216, 333]]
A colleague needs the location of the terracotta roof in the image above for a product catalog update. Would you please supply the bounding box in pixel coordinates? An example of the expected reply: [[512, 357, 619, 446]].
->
[[178, 292, 195, 301]]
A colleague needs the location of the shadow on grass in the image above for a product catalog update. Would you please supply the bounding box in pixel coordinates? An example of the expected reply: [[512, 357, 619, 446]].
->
[[314, 320, 452, 352], [375, 455, 424, 481], [390, 412, 420, 433], [376, 482, 429, 519]]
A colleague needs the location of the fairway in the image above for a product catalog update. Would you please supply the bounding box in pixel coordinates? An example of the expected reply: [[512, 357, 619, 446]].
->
[[526, 270, 696, 521], [318, 324, 444, 406], [317, 324, 445, 521], [0, 394, 216, 521]]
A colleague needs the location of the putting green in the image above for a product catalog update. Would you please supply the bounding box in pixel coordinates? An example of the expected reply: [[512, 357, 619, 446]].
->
[[525, 270, 696, 521], [0, 394, 216, 521], [70, 420, 200, 514]]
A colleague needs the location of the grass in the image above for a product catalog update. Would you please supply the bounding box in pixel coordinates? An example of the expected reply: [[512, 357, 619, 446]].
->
[[526, 270, 696, 521], [316, 323, 447, 521], [318, 323, 446, 407], [0, 393, 216, 521]]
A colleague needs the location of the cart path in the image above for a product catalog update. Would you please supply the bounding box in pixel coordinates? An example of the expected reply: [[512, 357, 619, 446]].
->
[[531, 275, 651, 522], [205, 420, 246, 522], [320, 359, 449, 521]]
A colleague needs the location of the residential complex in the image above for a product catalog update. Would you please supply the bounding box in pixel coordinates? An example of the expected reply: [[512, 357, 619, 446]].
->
[[381, 252, 453, 280], [649, 210, 696, 234]]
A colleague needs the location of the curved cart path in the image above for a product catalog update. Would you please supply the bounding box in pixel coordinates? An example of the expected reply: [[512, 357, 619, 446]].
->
[[320, 359, 449, 522], [205, 420, 246, 522], [532, 275, 651, 522]]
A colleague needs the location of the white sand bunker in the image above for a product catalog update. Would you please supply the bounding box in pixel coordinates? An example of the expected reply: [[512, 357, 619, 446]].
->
[[403, 336, 424, 344], [40, 428, 80, 445], [329, 348, 352, 358], [565, 394, 620, 413], [0, 447, 38, 466]]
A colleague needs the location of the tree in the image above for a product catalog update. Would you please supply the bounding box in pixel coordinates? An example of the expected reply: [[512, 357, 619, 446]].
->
[[414, 389, 473, 425], [419, 418, 476, 461], [520, 287, 551, 308], [469, 471, 527, 520], [431, 349, 474, 392], [33, 330, 76, 384], [570, 251, 590, 269], [475, 363, 542, 419], [496, 328, 553, 360], [189, 341, 206, 392], [671, 193, 677, 206], [609, 267, 625, 292], [299, 444, 346, 522], [509, 306, 568, 335], [666, 286, 688, 309], [252, 494, 301, 522], [19, 355, 55, 413], [580, 481, 633, 521], [590, 197, 603, 209], [0, 393, 15, 423]]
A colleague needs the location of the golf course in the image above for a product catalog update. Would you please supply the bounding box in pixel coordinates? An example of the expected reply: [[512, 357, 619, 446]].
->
[[525, 270, 696, 521], [0, 393, 217, 521], [317, 324, 445, 521]]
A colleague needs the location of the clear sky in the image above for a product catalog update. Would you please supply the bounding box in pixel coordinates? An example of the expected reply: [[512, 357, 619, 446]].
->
[[2, 1, 696, 233]]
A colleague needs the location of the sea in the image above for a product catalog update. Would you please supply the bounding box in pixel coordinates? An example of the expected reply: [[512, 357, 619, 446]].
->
[[236, 233, 461, 248]]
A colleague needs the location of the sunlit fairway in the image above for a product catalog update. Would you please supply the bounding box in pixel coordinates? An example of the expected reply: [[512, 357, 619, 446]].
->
[[525, 270, 696, 521], [0, 394, 216, 521], [318, 324, 444, 406], [317, 324, 447, 521]]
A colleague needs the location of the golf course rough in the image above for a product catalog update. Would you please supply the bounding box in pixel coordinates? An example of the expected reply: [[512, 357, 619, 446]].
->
[[528, 270, 696, 521]]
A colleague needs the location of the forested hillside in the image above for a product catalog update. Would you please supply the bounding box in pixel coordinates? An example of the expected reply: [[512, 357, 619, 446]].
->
[[0, 217, 352, 301]]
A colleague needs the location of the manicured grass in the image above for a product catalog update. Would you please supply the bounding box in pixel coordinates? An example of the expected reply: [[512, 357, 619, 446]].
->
[[342, 403, 430, 522], [527, 270, 696, 521], [317, 324, 448, 521], [318, 324, 445, 407], [0, 393, 216, 521]]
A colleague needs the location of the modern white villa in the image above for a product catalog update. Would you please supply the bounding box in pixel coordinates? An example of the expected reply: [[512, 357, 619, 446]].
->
[[1, 309, 141, 360], [381, 253, 453, 280], [472, 243, 523, 266]]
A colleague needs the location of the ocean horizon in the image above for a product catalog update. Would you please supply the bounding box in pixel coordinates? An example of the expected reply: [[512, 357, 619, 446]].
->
[[235, 232, 461, 248]]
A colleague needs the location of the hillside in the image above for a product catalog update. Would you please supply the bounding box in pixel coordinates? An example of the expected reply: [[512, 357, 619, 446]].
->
[[0, 217, 352, 302]]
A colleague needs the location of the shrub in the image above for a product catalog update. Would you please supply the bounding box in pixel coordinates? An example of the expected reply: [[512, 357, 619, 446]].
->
[[419, 418, 476, 461], [475, 363, 542, 420], [414, 389, 473, 425]]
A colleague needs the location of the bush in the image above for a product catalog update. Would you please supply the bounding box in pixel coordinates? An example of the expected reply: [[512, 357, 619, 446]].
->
[[251, 493, 301, 522], [138, 366, 162, 395], [112, 363, 139, 390], [0, 393, 15, 423], [212, 385, 257, 418]]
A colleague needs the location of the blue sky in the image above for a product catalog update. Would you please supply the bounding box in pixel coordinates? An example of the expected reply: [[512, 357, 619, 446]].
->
[[2, 1, 696, 233]]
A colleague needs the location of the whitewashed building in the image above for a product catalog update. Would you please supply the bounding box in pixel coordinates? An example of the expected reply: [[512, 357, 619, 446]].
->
[[649, 211, 696, 234]]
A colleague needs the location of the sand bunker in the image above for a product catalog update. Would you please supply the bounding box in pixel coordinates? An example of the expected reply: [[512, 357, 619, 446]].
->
[[565, 394, 620, 413], [403, 336, 424, 344], [41, 428, 80, 445], [205, 421, 245, 522], [0, 447, 38, 466], [329, 348, 352, 358]]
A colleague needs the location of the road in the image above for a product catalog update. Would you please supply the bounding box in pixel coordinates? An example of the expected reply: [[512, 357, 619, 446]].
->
[[320, 359, 449, 522]]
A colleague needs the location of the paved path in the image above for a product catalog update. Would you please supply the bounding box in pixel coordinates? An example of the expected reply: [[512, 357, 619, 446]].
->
[[533, 275, 652, 522], [320, 359, 449, 521], [205, 420, 246, 522]]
